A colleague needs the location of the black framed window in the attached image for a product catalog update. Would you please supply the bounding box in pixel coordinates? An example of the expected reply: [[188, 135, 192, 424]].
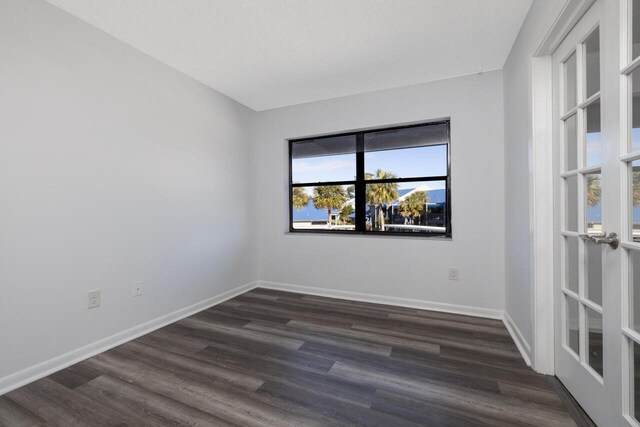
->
[[289, 120, 451, 237]]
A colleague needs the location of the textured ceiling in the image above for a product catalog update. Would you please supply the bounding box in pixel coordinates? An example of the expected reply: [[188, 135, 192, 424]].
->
[[45, 0, 531, 111]]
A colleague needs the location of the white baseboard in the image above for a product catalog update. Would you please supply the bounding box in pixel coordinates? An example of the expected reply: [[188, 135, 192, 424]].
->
[[0, 281, 258, 396], [257, 280, 504, 320], [503, 311, 532, 366]]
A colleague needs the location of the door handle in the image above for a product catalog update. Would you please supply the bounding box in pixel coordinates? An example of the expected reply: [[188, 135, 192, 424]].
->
[[588, 232, 619, 250]]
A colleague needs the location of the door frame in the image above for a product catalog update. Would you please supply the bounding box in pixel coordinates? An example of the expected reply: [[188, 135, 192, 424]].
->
[[530, 0, 597, 375]]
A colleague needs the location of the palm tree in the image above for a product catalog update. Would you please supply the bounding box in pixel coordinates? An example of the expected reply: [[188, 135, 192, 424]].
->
[[313, 185, 348, 229], [339, 204, 354, 225], [367, 169, 399, 231], [634, 169, 640, 206], [292, 187, 310, 210], [399, 191, 428, 224], [586, 175, 601, 207], [346, 185, 355, 199]]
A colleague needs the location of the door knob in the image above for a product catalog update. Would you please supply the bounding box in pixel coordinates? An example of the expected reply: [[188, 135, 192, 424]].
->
[[589, 232, 619, 250]]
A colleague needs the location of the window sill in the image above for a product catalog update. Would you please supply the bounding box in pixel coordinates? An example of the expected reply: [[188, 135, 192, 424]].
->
[[286, 230, 452, 241]]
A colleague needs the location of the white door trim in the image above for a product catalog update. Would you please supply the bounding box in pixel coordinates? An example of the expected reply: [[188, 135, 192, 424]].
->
[[530, 0, 596, 374], [530, 54, 555, 374]]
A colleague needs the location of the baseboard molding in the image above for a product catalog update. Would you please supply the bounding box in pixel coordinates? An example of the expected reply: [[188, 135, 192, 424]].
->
[[0, 281, 258, 396], [503, 311, 532, 366], [257, 280, 504, 320]]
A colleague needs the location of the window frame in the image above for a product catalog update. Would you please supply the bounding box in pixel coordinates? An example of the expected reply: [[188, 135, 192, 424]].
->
[[288, 119, 452, 238]]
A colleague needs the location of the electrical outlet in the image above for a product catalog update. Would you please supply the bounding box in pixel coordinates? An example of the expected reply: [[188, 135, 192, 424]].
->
[[133, 281, 143, 297], [87, 289, 101, 309], [448, 268, 459, 281]]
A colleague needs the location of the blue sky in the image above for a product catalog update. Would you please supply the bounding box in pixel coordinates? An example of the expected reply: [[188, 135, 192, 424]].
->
[[292, 145, 447, 190], [633, 128, 640, 153], [586, 131, 601, 166]]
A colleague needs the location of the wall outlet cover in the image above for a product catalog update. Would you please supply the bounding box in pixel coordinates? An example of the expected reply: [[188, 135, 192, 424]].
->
[[87, 289, 101, 309], [448, 268, 459, 281], [133, 281, 143, 297]]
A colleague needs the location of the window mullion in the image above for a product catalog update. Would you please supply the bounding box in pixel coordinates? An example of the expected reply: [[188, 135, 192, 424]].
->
[[355, 133, 366, 232]]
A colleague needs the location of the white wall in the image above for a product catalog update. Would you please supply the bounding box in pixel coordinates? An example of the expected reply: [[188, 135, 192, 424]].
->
[[502, 0, 566, 352], [254, 71, 506, 314], [0, 0, 256, 385]]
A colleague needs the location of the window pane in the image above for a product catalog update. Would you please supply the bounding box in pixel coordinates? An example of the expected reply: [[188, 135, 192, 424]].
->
[[586, 307, 603, 377], [586, 172, 601, 234], [566, 296, 580, 356], [364, 123, 448, 152], [586, 243, 602, 306], [365, 180, 446, 234], [565, 114, 578, 171], [564, 52, 577, 112], [365, 145, 447, 179], [631, 69, 640, 153], [364, 124, 448, 179], [585, 100, 601, 166], [632, 160, 640, 242], [291, 135, 356, 183], [629, 250, 640, 333], [633, 340, 640, 422], [634, 0, 640, 60], [565, 236, 579, 294], [566, 175, 578, 232], [585, 28, 600, 99], [291, 185, 355, 231]]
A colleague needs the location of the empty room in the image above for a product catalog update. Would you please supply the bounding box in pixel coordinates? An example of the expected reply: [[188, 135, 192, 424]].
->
[[1, 0, 637, 425]]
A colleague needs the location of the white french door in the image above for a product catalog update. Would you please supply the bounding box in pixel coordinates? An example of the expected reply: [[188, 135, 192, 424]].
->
[[621, 1, 640, 425], [551, 0, 640, 425], [553, 1, 620, 425]]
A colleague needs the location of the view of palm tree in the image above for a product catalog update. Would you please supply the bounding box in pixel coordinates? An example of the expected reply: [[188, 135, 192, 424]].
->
[[633, 169, 640, 206], [312, 185, 348, 229], [339, 204, 354, 225], [366, 169, 399, 231], [399, 191, 428, 224], [586, 175, 601, 207], [291, 170, 446, 233], [292, 186, 310, 210]]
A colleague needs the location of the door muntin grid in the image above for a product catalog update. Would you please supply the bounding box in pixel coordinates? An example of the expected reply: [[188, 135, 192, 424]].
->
[[560, 24, 603, 381]]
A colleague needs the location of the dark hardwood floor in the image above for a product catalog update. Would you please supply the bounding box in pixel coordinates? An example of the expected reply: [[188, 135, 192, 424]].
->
[[0, 288, 595, 426]]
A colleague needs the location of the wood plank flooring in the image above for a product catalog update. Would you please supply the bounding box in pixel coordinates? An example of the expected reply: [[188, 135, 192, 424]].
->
[[0, 288, 595, 426]]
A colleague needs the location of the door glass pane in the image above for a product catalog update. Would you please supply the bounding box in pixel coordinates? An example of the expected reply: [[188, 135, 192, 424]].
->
[[630, 250, 640, 333], [631, 68, 640, 152], [564, 52, 578, 112], [632, 160, 640, 242], [584, 28, 600, 99], [566, 175, 578, 232], [566, 296, 580, 356], [633, 340, 640, 422], [586, 243, 603, 306], [585, 100, 601, 166], [586, 307, 603, 377], [634, 0, 640, 60], [566, 236, 579, 294], [565, 114, 578, 171], [586, 172, 602, 234]]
